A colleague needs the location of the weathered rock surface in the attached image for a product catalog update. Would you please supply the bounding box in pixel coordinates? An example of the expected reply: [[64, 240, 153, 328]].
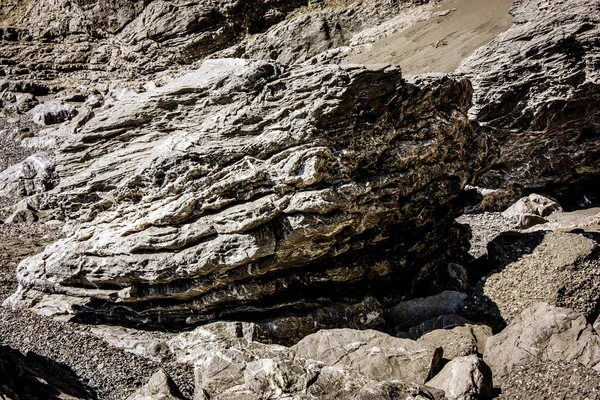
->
[[167, 322, 445, 400], [0, 153, 56, 200], [417, 319, 491, 360], [126, 369, 186, 400], [501, 193, 562, 229], [426, 355, 493, 400], [458, 0, 600, 206], [0, 0, 309, 82], [389, 291, 468, 334], [30, 102, 78, 126], [291, 328, 442, 384], [484, 303, 600, 384], [6, 58, 481, 327]]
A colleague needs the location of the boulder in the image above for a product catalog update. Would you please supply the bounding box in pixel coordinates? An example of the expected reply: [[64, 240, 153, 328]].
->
[[291, 328, 442, 384], [417, 319, 492, 360], [157, 322, 443, 400], [502, 193, 561, 229], [126, 370, 185, 400], [502, 194, 562, 219], [484, 303, 600, 384], [8, 59, 482, 327], [389, 291, 468, 334], [426, 355, 493, 400], [458, 0, 600, 206], [0, 153, 56, 200], [30, 103, 78, 126]]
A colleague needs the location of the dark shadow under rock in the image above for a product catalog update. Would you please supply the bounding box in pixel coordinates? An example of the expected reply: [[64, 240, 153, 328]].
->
[[0, 345, 96, 400]]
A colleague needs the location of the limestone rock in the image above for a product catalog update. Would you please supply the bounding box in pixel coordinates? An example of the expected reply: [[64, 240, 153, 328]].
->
[[417, 320, 492, 360], [8, 59, 481, 327], [160, 322, 443, 400], [0, 153, 55, 200], [251, 296, 387, 346], [484, 303, 600, 384], [502, 193, 561, 229], [502, 194, 562, 219], [389, 291, 468, 334], [426, 355, 493, 400], [126, 370, 185, 400], [30, 103, 78, 126], [458, 0, 600, 205], [90, 326, 174, 363], [291, 328, 442, 384]]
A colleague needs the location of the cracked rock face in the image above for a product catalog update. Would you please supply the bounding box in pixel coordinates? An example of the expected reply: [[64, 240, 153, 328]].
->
[[7, 58, 481, 327], [458, 0, 600, 206]]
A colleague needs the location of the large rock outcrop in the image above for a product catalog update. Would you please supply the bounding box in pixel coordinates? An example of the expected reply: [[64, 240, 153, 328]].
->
[[0, 0, 309, 82], [458, 0, 600, 206], [7, 58, 482, 327]]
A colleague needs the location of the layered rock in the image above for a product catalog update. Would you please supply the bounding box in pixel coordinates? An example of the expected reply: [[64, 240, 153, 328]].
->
[[0, 0, 309, 83], [458, 0, 600, 206], [6, 58, 482, 327]]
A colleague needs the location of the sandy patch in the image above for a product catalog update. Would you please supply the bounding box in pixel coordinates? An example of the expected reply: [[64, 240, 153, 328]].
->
[[345, 0, 513, 75]]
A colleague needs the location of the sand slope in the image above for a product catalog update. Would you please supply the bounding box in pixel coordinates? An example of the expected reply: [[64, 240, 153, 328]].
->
[[345, 0, 513, 75]]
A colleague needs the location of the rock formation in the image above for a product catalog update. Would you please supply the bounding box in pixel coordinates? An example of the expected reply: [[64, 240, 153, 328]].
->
[[1, 0, 600, 398], [457, 0, 600, 207], [6, 58, 481, 328]]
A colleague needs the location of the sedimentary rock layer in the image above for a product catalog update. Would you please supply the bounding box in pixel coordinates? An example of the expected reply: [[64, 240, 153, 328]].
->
[[8, 58, 482, 327], [458, 0, 600, 206]]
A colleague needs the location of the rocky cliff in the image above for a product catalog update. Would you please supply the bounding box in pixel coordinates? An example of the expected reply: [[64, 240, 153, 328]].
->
[[458, 0, 600, 207], [7, 59, 481, 328], [1, 0, 600, 399]]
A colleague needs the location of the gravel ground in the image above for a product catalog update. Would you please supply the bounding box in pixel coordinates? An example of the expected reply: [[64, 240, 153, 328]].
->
[[498, 361, 600, 400], [456, 211, 513, 259]]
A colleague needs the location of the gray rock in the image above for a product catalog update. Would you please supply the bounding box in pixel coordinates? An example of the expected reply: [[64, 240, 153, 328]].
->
[[389, 291, 468, 334], [502, 193, 561, 228], [4, 93, 39, 112], [426, 355, 493, 400], [513, 213, 548, 229], [458, 0, 600, 205], [161, 322, 443, 400], [417, 321, 492, 360], [291, 328, 442, 384], [8, 59, 481, 327], [502, 194, 562, 219], [0, 153, 55, 200], [30, 103, 78, 126], [126, 370, 185, 400], [484, 303, 600, 384]]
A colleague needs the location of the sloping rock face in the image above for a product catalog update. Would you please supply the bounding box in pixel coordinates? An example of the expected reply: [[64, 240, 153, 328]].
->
[[0, 0, 308, 82], [7, 58, 481, 327], [458, 0, 600, 206]]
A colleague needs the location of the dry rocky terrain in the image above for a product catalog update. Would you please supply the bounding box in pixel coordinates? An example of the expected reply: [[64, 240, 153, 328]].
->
[[1, 0, 600, 399]]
